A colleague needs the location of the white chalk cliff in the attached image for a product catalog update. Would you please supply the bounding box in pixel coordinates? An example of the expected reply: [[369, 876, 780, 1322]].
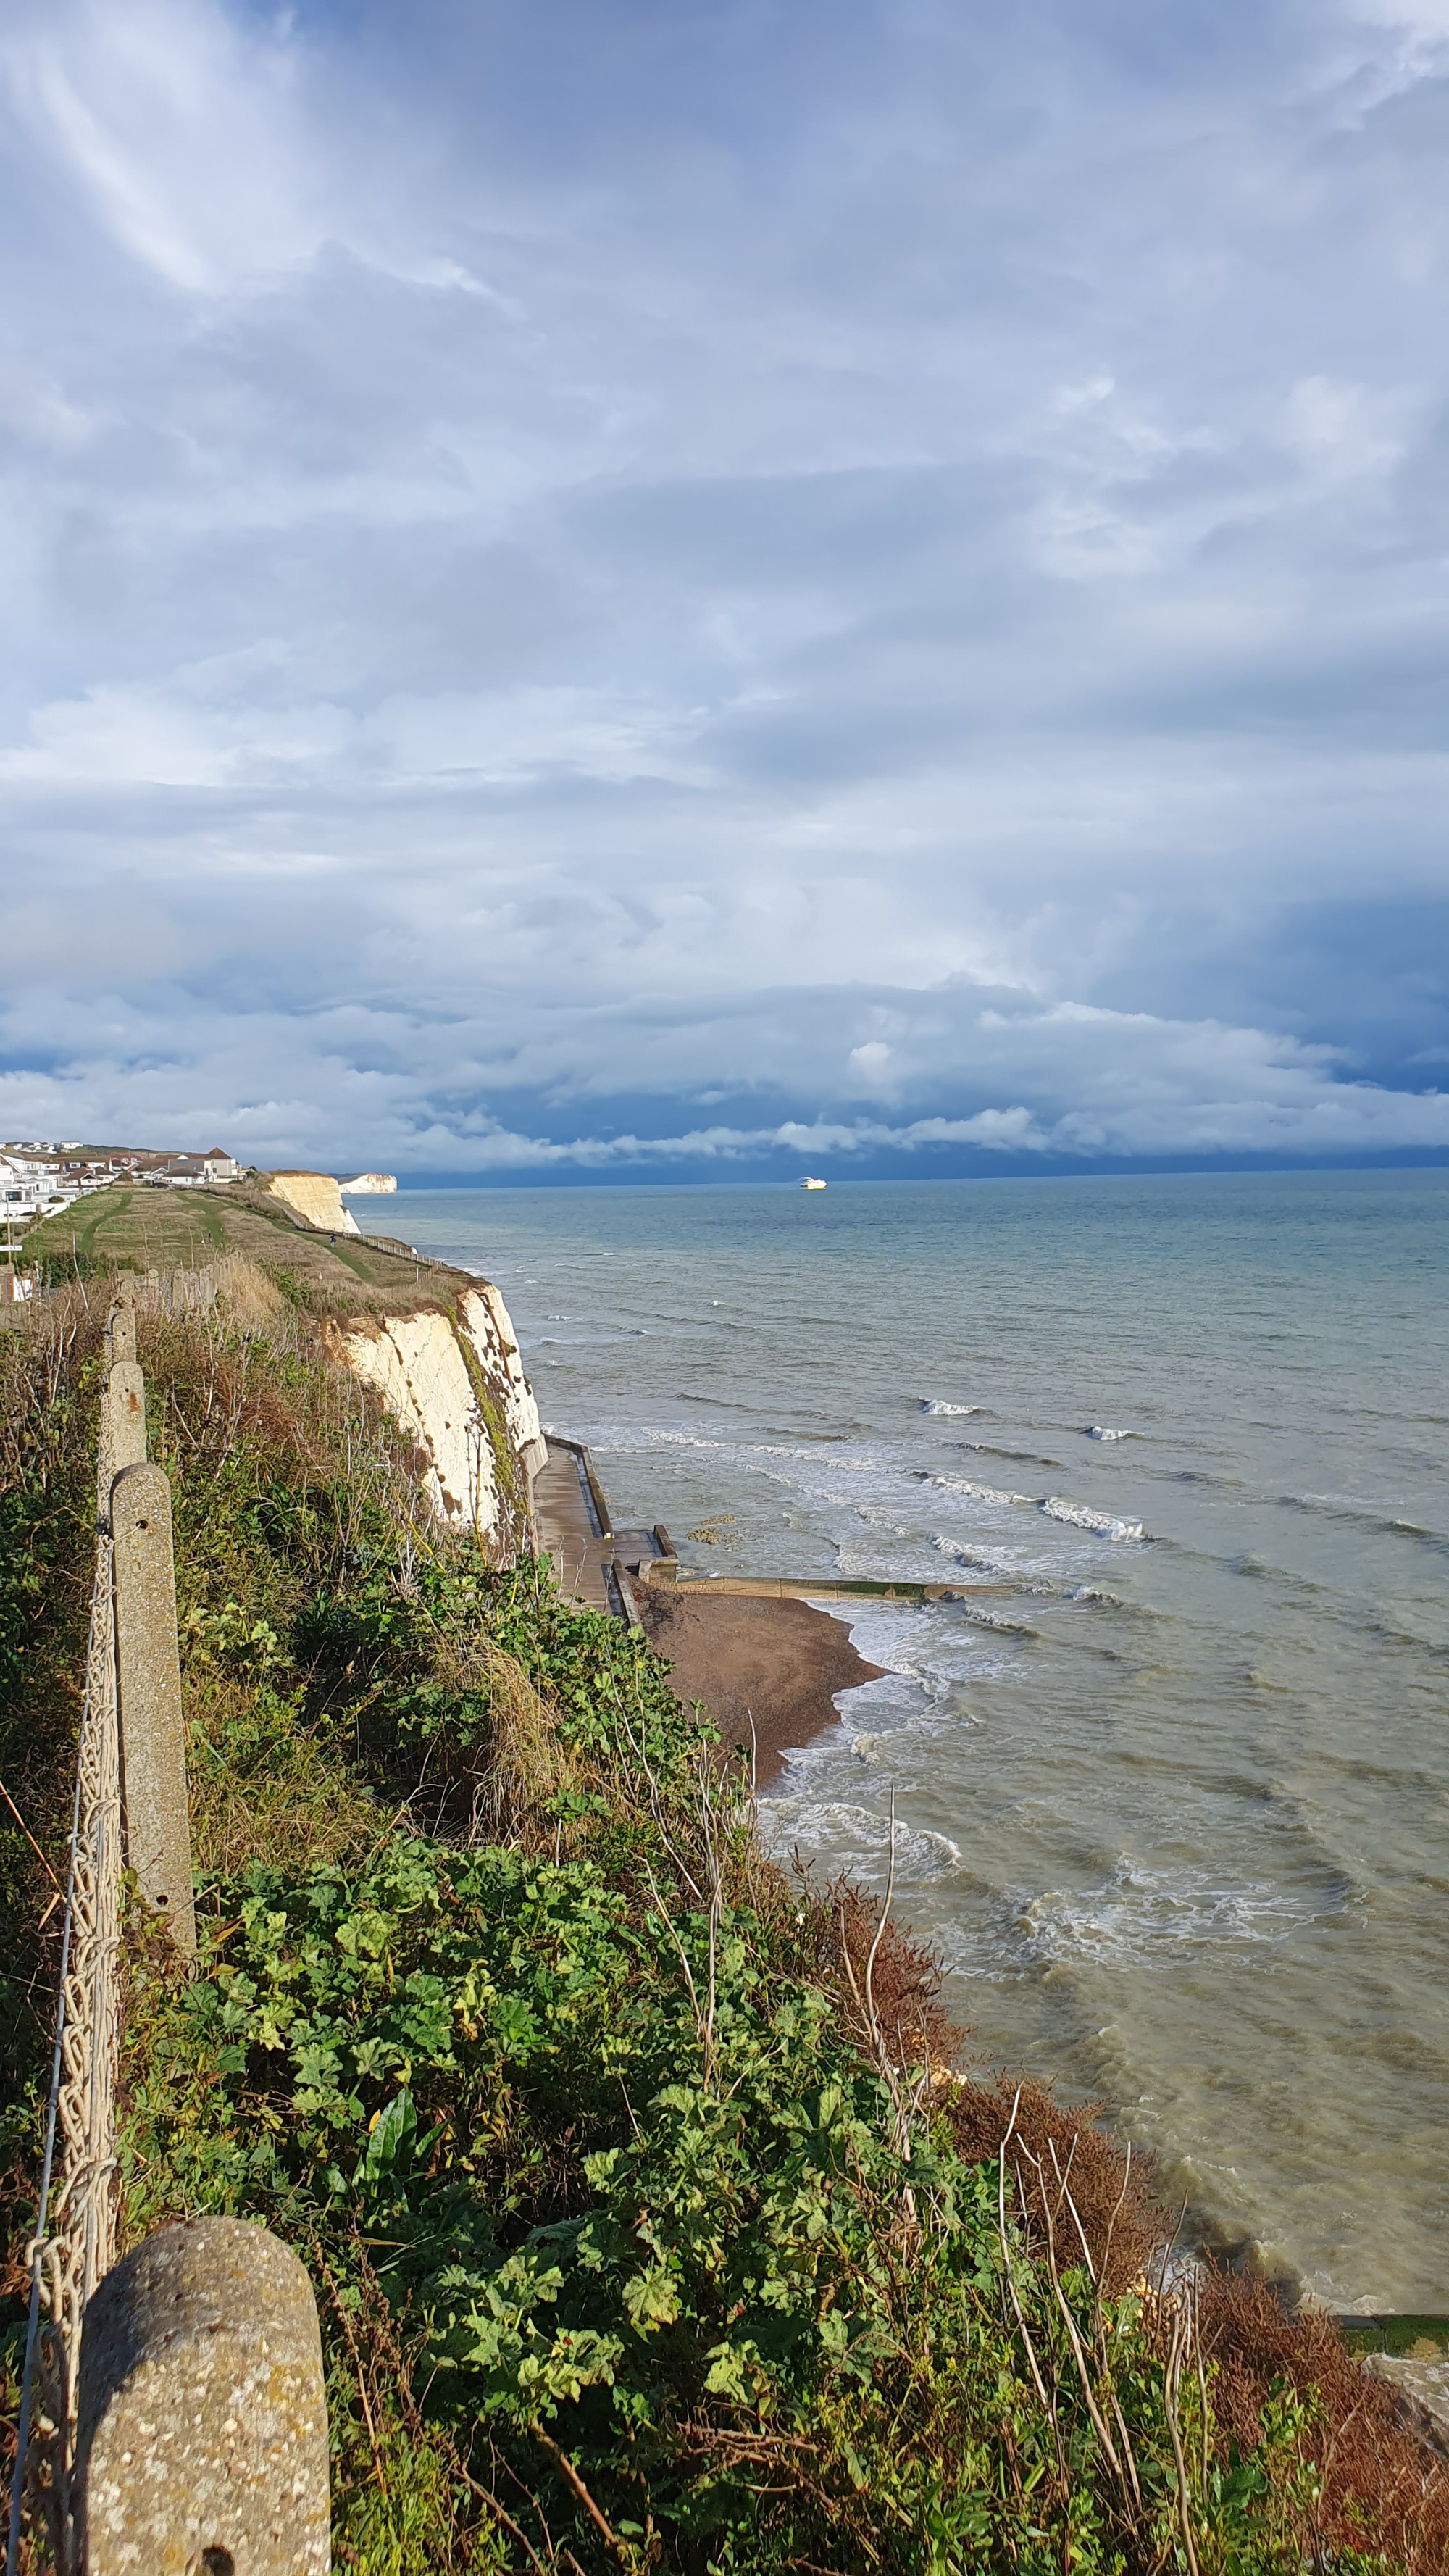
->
[[265, 1171, 360, 1235], [461, 1283, 546, 1482], [332, 1283, 544, 1554]]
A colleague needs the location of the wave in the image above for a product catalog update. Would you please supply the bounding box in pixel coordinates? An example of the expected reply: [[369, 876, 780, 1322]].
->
[[1006, 1858, 1339, 1970], [930, 1472, 1038, 1508], [1277, 1492, 1449, 1556], [927, 1472, 1148, 1544], [1087, 1425, 1136, 1441], [960, 1441, 1064, 1467], [1067, 1587, 1164, 1622], [921, 1399, 983, 1416], [930, 1533, 1031, 1574], [757, 1796, 963, 1881], [1043, 1497, 1146, 1543]]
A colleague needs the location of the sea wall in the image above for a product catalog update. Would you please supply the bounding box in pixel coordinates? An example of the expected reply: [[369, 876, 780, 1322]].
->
[[330, 1283, 544, 1555]]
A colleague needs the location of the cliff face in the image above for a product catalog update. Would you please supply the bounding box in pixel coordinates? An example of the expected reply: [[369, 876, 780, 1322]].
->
[[264, 1172, 360, 1235], [331, 1283, 544, 1558], [461, 1284, 546, 1483]]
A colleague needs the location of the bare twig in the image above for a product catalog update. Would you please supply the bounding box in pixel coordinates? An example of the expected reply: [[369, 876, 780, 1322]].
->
[[861, 1788, 898, 2055], [455, 2462, 548, 2576], [1164, 2306, 1203, 2576], [0, 1775, 64, 1896], [1018, 2141, 1130, 2494], [995, 2091, 1054, 2421], [531, 2421, 632, 2564]]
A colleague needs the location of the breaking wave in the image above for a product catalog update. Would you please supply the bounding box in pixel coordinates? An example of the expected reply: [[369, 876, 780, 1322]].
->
[[1006, 1859, 1340, 1970], [930, 1472, 1037, 1508], [927, 1473, 1146, 1543], [1043, 1497, 1146, 1543]]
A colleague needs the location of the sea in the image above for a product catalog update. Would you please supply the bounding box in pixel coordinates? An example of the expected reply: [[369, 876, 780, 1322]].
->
[[358, 1170, 1449, 2311]]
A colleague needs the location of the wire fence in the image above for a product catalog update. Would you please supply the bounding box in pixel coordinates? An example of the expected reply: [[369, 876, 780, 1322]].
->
[[7, 1341, 125, 2576]]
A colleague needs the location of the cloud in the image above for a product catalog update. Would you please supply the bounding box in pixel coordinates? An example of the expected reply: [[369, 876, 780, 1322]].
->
[[2, 970, 1445, 1175], [0, 0, 1446, 1174], [0, 0, 322, 293]]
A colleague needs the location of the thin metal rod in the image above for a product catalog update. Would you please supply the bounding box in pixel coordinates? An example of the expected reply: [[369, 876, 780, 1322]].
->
[[6, 1754, 82, 2576]]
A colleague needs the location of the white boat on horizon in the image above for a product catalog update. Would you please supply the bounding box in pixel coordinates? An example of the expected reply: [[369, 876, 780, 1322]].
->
[[800, 1175, 827, 1190]]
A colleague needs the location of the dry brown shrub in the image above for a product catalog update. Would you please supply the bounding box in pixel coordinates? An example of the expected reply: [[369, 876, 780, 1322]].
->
[[1197, 2274, 1449, 2574], [813, 1873, 962, 2072], [212, 1255, 286, 1328], [806, 1878, 1168, 2298], [945, 2072, 1168, 2301], [407, 1631, 585, 1848]]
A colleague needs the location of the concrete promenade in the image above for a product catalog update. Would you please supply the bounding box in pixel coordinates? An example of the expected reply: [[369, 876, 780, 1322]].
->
[[532, 1438, 618, 1614]]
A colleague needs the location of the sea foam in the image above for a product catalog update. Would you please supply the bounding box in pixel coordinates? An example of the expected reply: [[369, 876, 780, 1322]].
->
[[1043, 1497, 1145, 1543], [930, 1472, 1146, 1543], [930, 1473, 1037, 1508]]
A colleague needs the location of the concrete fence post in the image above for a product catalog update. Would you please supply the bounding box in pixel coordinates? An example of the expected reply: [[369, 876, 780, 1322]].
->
[[105, 1299, 137, 1367], [107, 1362, 146, 1472], [111, 1463, 196, 1958], [75, 2217, 331, 2576]]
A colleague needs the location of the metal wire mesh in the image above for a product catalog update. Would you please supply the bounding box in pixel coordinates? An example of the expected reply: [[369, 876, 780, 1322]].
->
[[8, 1367, 125, 2575]]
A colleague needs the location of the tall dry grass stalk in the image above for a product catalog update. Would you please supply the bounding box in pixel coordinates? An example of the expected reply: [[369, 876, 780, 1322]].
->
[[454, 1638, 588, 1849]]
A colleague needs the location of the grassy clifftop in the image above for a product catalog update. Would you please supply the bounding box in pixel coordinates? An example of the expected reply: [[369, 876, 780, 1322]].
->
[[14, 1180, 457, 1318], [2, 1282, 1442, 2573]]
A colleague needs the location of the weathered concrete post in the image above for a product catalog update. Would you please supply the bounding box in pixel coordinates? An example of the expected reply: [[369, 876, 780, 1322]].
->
[[75, 2217, 331, 2576], [106, 1362, 146, 1471], [105, 1296, 137, 1367], [100, 1299, 139, 1496], [111, 1463, 196, 1957]]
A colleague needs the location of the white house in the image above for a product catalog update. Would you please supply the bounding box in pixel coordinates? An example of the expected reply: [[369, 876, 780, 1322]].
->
[[0, 1153, 54, 1210]]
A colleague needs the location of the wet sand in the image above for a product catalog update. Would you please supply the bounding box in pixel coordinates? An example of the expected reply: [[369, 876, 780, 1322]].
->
[[636, 1587, 885, 1785]]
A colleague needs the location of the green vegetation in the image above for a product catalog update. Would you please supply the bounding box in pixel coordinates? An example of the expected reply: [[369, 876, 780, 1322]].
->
[[13, 1180, 442, 1316], [4, 1285, 1445, 2572], [1338, 2320, 1449, 2362]]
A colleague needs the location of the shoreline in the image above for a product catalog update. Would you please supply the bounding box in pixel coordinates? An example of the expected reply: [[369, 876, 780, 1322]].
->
[[538, 1431, 1449, 2346], [635, 1584, 885, 1785]]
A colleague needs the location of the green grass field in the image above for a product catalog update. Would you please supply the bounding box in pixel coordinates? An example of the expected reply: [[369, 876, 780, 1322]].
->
[[16, 1180, 462, 1317]]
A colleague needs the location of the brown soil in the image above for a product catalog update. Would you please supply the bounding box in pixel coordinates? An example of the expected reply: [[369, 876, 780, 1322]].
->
[[638, 1587, 885, 1785]]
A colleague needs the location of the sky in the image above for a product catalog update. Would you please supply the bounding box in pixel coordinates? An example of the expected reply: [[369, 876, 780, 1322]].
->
[[1, 0, 1448, 1182]]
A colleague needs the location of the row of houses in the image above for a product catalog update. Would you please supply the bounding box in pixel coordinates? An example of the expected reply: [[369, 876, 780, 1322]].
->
[[0, 1143, 241, 1229]]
